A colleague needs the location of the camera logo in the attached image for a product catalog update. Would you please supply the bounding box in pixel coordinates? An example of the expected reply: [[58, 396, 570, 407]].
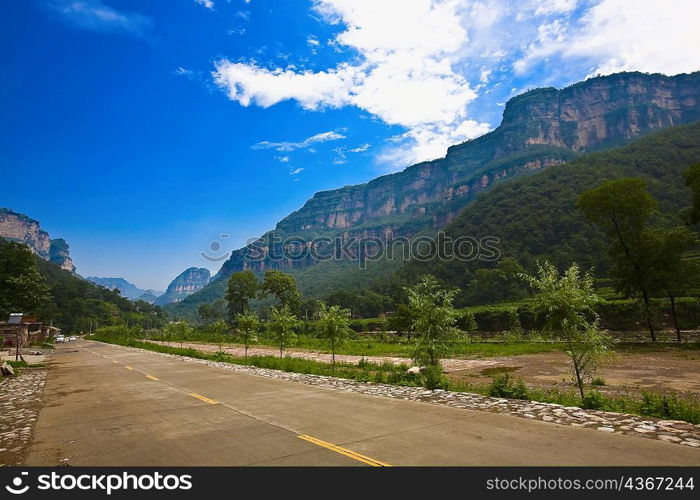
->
[[201, 234, 231, 262], [5, 472, 29, 495]]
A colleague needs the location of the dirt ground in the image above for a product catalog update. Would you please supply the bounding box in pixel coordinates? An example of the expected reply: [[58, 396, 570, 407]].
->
[[149, 340, 699, 399], [448, 348, 700, 398]]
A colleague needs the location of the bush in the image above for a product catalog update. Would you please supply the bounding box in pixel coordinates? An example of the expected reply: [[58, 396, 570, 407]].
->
[[591, 376, 606, 386], [422, 365, 449, 390], [487, 373, 530, 400], [581, 390, 608, 410]]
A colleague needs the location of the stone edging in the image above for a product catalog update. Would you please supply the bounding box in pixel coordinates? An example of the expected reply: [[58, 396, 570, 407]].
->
[[101, 342, 700, 449]]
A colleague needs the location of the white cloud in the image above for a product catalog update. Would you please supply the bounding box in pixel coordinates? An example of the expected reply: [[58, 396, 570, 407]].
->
[[48, 0, 152, 37], [213, 0, 700, 170], [276, 156, 290, 163], [516, 0, 700, 76], [349, 144, 370, 153], [290, 168, 304, 175], [252, 131, 346, 152], [214, 0, 490, 169], [195, 0, 214, 10]]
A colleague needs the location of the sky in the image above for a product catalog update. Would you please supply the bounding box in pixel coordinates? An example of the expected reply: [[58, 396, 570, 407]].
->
[[2, 0, 700, 290]]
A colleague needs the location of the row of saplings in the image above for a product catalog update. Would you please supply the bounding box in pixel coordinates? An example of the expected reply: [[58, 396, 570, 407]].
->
[[170, 263, 613, 402]]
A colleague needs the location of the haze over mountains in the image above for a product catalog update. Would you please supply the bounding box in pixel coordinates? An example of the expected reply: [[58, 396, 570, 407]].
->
[[166, 71, 700, 319]]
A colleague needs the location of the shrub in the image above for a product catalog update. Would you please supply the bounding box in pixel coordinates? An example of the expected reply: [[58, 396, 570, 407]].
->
[[591, 376, 606, 386], [487, 373, 530, 400], [581, 390, 608, 410]]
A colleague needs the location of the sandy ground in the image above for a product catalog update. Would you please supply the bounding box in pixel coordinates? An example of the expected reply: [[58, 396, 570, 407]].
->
[[148, 340, 699, 398]]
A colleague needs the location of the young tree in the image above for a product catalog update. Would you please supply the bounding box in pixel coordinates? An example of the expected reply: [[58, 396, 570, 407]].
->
[[521, 262, 614, 400], [578, 178, 659, 341], [225, 270, 259, 320], [235, 310, 260, 357], [208, 319, 230, 353], [317, 304, 352, 375], [260, 270, 302, 314], [162, 321, 193, 349], [408, 275, 462, 388], [266, 305, 299, 357]]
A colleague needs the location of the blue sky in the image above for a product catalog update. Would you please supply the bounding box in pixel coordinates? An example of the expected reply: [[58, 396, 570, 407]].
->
[[2, 0, 699, 290]]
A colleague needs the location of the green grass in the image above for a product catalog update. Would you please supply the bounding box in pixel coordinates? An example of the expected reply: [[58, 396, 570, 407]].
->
[[153, 334, 570, 358]]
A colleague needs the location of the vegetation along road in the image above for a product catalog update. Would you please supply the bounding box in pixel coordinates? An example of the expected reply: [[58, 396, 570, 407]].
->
[[25, 340, 700, 466]]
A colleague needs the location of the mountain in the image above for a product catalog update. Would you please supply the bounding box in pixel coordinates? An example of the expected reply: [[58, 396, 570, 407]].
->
[[401, 121, 700, 304], [136, 290, 160, 305], [155, 267, 211, 306], [86, 277, 162, 301], [0, 208, 76, 272], [166, 71, 700, 318]]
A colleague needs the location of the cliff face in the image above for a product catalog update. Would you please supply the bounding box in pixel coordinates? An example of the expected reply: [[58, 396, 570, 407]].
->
[[213, 71, 700, 280], [0, 208, 76, 272], [156, 268, 211, 306]]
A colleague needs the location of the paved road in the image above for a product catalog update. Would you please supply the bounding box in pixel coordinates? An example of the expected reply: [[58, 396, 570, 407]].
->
[[26, 340, 700, 466]]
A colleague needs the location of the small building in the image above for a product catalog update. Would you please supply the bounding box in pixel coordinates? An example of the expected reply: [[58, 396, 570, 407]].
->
[[0, 313, 60, 348]]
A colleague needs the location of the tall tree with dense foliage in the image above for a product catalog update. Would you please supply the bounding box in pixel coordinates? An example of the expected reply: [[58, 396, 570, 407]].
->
[[683, 162, 700, 225], [260, 270, 302, 314], [317, 304, 352, 374], [0, 241, 52, 318], [235, 310, 259, 357], [643, 227, 698, 341], [408, 275, 461, 388], [225, 270, 259, 320], [578, 178, 659, 340], [266, 305, 299, 357], [521, 262, 613, 400]]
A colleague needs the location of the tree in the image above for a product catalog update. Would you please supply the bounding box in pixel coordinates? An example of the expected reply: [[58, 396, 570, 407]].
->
[[466, 257, 527, 304], [266, 305, 299, 357], [208, 320, 230, 353], [260, 270, 302, 314], [162, 321, 193, 348], [300, 298, 323, 320], [387, 303, 416, 340], [683, 162, 700, 225], [521, 262, 614, 400], [225, 271, 259, 320], [408, 275, 462, 388], [198, 303, 215, 324], [317, 304, 352, 375], [578, 178, 659, 341], [0, 241, 52, 318], [235, 310, 259, 357], [643, 227, 698, 341]]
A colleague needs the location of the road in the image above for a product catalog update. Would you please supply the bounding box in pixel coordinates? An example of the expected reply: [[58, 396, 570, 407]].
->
[[26, 340, 700, 466]]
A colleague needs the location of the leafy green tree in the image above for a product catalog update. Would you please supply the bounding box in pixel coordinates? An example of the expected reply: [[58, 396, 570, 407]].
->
[[266, 305, 299, 357], [207, 319, 230, 353], [466, 257, 527, 304], [235, 310, 260, 357], [225, 271, 259, 320], [578, 178, 659, 340], [317, 304, 352, 374], [408, 275, 462, 388], [683, 162, 700, 225], [162, 321, 193, 348], [643, 227, 698, 341], [521, 262, 614, 400], [387, 303, 416, 339], [0, 241, 52, 318], [198, 303, 215, 324], [260, 270, 302, 314], [300, 298, 323, 320]]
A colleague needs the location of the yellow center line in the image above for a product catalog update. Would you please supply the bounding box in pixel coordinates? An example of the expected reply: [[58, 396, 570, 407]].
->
[[125, 366, 134, 371], [112, 360, 120, 364], [297, 435, 391, 467], [145, 375, 159, 381], [190, 393, 219, 405]]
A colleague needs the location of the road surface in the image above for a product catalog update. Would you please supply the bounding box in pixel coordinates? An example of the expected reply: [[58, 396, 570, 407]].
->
[[26, 340, 700, 466]]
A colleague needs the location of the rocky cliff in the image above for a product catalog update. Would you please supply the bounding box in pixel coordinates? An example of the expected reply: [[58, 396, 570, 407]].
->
[[213, 71, 700, 281], [156, 268, 211, 306], [0, 208, 76, 272]]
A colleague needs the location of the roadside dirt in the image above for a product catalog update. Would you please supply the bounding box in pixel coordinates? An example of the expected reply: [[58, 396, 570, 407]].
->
[[148, 340, 700, 398]]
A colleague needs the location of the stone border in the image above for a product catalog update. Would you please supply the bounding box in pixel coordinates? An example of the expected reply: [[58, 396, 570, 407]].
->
[[99, 342, 700, 449], [0, 368, 48, 466]]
